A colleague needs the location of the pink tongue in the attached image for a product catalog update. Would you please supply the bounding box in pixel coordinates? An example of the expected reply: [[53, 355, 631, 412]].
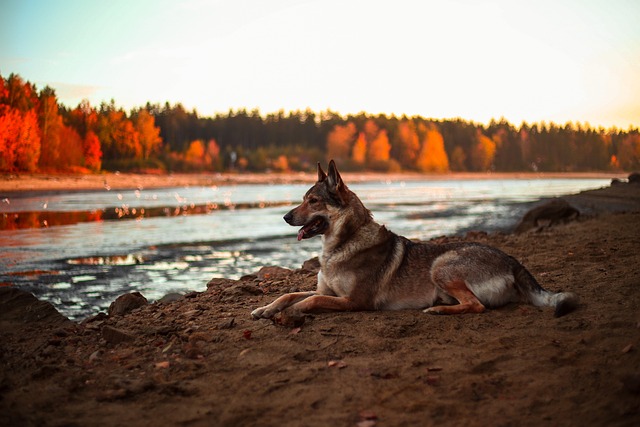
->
[[297, 228, 305, 241]]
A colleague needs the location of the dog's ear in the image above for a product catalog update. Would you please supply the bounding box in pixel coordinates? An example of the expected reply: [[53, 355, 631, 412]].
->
[[327, 160, 345, 192], [317, 162, 327, 182]]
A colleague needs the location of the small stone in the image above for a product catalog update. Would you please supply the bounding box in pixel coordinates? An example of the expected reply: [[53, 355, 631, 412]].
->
[[257, 266, 292, 280], [158, 293, 183, 303], [108, 292, 148, 316], [301, 257, 321, 272], [218, 318, 236, 329]]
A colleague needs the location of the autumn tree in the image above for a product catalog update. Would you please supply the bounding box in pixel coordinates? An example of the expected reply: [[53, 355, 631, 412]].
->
[[57, 125, 85, 169], [470, 130, 497, 171], [0, 107, 20, 171], [206, 139, 222, 171], [326, 122, 356, 163], [97, 101, 141, 164], [365, 120, 391, 166], [68, 100, 102, 171], [133, 109, 162, 159], [416, 123, 449, 173], [352, 132, 367, 166], [38, 86, 65, 170], [184, 139, 206, 168], [13, 109, 41, 172], [83, 131, 102, 171], [3, 73, 39, 113], [395, 120, 421, 169], [271, 154, 289, 172], [0, 74, 41, 172]]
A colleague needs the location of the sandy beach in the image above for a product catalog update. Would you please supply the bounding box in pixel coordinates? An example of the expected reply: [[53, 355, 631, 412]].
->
[[0, 171, 627, 195], [1, 175, 639, 426]]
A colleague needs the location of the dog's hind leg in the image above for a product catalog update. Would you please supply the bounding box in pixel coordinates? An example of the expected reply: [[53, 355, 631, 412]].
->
[[424, 280, 485, 315], [251, 291, 316, 319]]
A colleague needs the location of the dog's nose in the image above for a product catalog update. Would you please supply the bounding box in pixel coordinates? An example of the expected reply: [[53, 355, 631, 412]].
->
[[283, 211, 293, 224]]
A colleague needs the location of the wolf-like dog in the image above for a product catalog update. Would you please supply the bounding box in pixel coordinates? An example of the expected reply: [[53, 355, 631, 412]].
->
[[251, 160, 578, 320]]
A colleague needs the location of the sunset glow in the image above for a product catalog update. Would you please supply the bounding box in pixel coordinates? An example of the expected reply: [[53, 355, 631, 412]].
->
[[2, 0, 639, 128]]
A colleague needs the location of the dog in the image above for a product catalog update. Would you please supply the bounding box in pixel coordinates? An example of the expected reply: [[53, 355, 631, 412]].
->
[[251, 160, 578, 320]]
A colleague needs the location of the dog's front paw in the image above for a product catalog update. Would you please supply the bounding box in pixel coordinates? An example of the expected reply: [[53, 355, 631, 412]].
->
[[423, 306, 444, 315], [251, 305, 277, 320]]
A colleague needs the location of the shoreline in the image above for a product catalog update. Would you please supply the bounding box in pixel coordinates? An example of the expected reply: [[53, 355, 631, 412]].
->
[[1, 181, 639, 425], [0, 171, 627, 195]]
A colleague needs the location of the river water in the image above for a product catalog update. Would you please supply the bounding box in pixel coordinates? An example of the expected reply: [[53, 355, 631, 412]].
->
[[0, 177, 609, 320]]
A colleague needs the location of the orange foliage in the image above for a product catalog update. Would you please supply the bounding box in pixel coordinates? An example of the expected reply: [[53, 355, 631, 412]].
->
[[134, 109, 162, 159], [207, 139, 220, 159], [610, 155, 620, 169], [352, 132, 367, 165], [351, 119, 391, 168], [84, 131, 102, 171], [0, 108, 41, 172], [271, 155, 289, 172], [367, 129, 391, 164], [38, 94, 64, 169], [327, 122, 356, 162], [183, 139, 222, 171], [0, 106, 20, 171], [396, 121, 421, 168], [471, 131, 497, 171], [185, 140, 205, 163], [58, 126, 85, 170], [0, 74, 42, 172], [206, 139, 222, 170], [416, 123, 449, 173], [4, 74, 39, 113], [98, 109, 141, 159]]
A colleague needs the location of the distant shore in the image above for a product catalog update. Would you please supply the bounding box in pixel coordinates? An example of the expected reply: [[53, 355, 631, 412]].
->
[[0, 171, 627, 195]]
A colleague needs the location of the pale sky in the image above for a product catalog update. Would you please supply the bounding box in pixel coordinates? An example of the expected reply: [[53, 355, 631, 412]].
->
[[2, 0, 639, 128]]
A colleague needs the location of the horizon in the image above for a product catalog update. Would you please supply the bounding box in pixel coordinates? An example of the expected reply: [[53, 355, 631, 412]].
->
[[2, 0, 640, 129]]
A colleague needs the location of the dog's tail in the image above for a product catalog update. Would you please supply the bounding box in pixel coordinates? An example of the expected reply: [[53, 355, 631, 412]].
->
[[514, 264, 579, 317]]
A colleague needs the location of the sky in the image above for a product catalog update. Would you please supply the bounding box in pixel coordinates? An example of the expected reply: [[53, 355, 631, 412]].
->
[[2, 0, 639, 128]]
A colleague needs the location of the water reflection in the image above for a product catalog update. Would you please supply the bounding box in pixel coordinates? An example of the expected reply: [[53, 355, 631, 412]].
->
[[0, 200, 293, 230]]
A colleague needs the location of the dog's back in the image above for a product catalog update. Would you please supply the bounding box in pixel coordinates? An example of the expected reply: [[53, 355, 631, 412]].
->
[[324, 221, 578, 317]]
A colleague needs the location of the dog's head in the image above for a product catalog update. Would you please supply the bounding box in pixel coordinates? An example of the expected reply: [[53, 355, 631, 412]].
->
[[284, 160, 351, 241]]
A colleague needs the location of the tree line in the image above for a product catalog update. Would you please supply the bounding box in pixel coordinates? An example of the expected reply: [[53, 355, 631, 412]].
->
[[1, 72, 639, 174]]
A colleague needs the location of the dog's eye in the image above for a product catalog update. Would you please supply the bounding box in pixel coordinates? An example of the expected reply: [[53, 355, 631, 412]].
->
[[308, 197, 318, 204]]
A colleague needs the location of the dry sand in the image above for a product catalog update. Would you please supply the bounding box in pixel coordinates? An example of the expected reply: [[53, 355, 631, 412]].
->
[[0, 176, 639, 427]]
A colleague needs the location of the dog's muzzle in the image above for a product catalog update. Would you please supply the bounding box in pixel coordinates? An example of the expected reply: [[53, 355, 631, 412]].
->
[[284, 210, 328, 241], [283, 211, 295, 225]]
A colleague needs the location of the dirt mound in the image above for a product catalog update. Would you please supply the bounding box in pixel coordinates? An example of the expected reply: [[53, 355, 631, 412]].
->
[[0, 287, 71, 326]]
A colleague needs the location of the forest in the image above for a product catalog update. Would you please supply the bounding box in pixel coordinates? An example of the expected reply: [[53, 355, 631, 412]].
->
[[1, 72, 639, 174]]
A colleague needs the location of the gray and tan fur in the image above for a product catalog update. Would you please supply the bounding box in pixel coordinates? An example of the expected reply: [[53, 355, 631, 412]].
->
[[251, 160, 578, 320]]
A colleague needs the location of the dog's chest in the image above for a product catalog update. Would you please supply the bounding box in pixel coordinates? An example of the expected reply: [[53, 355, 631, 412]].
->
[[317, 259, 357, 297]]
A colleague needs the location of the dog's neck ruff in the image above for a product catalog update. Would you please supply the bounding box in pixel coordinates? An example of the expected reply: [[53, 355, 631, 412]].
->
[[321, 216, 383, 263]]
